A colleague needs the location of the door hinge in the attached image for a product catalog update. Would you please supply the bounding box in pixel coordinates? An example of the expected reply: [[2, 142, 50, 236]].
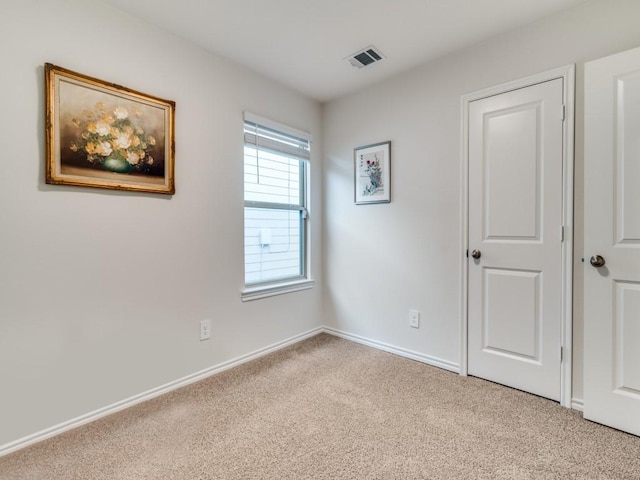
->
[[466, 249, 469, 258], [560, 346, 564, 362], [561, 104, 566, 121], [561, 226, 565, 242]]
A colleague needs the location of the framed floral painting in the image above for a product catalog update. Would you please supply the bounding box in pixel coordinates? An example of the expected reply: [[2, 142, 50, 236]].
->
[[45, 63, 175, 194], [354, 141, 391, 204]]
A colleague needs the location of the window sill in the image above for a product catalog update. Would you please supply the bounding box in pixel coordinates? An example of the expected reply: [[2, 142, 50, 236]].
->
[[241, 279, 315, 302]]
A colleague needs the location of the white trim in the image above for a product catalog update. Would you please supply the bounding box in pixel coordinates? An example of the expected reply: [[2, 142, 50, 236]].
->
[[241, 278, 315, 302], [460, 64, 575, 408], [243, 111, 312, 142], [3, 322, 582, 458], [323, 327, 460, 373], [0, 327, 323, 458], [572, 398, 584, 412], [459, 91, 470, 377], [560, 66, 575, 409]]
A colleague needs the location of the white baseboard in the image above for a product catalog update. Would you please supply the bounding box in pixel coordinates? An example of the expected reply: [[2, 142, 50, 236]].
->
[[1, 323, 582, 457], [572, 398, 584, 412], [324, 328, 589, 412], [0, 326, 469, 457], [322, 327, 460, 373], [0, 327, 323, 458]]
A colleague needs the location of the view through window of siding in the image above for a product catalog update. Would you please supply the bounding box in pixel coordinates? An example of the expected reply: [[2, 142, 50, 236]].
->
[[243, 121, 308, 285]]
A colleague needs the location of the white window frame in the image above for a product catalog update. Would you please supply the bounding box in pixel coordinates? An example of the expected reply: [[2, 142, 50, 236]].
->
[[241, 113, 314, 301]]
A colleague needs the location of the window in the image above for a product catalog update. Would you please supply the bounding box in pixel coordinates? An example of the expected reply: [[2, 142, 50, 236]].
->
[[243, 114, 312, 298]]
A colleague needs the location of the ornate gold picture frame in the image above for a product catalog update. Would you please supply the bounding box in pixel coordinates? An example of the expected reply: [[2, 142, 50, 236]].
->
[[45, 63, 175, 194]]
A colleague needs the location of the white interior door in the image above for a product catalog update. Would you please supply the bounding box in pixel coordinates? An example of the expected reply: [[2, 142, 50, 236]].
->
[[584, 46, 640, 437], [467, 78, 564, 401]]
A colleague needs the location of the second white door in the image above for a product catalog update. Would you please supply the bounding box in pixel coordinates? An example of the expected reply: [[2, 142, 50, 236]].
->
[[584, 46, 640, 437], [468, 78, 565, 401]]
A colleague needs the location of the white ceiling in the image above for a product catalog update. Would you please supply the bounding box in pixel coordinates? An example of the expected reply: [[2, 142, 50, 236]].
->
[[99, 0, 590, 102]]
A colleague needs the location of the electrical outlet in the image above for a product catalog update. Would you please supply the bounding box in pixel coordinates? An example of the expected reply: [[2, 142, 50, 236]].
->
[[409, 310, 420, 328], [200, 319, 211, 341]]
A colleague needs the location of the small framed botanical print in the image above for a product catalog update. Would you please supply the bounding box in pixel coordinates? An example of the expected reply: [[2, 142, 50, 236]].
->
[[354, 141, 391, 204]]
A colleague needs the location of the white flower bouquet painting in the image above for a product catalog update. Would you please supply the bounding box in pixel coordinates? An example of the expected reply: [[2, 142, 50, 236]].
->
[[354, 141, 391, 204], [45, 63, 175, 194]]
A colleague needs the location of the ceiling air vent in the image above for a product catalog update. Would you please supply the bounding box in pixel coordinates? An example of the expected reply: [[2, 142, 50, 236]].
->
[[346, 46, 385, 69]]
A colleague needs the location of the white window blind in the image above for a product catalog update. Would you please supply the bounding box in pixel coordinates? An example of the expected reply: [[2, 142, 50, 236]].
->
[[243, 116, 310, 286]]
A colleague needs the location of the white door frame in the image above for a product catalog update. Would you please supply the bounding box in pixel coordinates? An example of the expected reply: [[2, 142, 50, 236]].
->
[[459, 65, 575, 408]]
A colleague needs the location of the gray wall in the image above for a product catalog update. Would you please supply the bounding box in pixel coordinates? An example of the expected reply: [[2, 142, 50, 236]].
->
[[0, 0, 323, 448], [322, 0, 640, 405]]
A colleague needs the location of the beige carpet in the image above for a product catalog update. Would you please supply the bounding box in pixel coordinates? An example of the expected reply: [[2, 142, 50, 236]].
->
[[2, 333, 640, 479]]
